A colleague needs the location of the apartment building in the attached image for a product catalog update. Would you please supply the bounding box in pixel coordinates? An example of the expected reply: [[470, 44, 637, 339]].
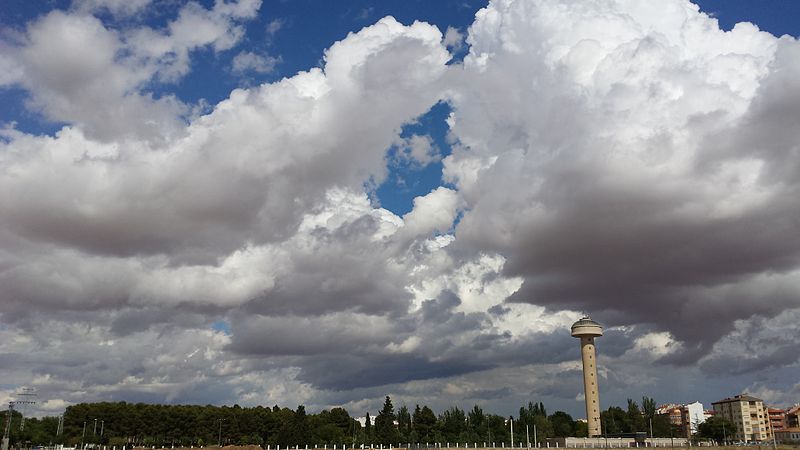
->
[[768, 408, 786, 432], [712, 394, 772, 442], [787, 405, 800, 428]]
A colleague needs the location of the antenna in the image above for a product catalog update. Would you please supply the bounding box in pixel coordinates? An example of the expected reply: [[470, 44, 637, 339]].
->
[[14, 388, 37, 432]]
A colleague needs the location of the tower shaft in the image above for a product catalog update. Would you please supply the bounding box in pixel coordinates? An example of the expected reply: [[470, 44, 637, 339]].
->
[[580, 336, 601, 437]]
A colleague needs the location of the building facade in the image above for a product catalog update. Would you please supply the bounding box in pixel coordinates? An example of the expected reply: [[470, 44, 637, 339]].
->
[[768, 408, 786, 433], [787, 405, 800, 428], [712, 394, 772, 442], [775, 428, 800, 444], [656, 402, 705, 438]]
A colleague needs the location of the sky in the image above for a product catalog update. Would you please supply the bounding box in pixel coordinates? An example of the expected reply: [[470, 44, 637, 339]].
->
[[1, 0, 799, 420]]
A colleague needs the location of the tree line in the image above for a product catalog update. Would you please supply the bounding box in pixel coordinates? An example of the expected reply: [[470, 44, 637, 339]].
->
[[2, 396, 734, 448]]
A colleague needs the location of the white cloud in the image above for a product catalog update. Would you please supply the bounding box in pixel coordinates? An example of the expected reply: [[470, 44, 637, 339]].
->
[[393, 133, 440, 166], [71, 0, 152, 17], [266, 18, 285, 36], [443, 26, 465, 52], [232, 50, 280, 74], [402, 187, 460, 237], [1, 0, 262, 142], [444, 0, 800, 357], [3, 0, 800, 416]]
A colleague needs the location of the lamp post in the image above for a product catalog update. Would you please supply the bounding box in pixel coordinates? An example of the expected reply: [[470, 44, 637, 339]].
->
[[82, 421, 87, 450], [526, 425, 529, 449], [722, 422, 726, 446], [509, 418, 514, 449], [770, 414, 777, 450], [218, 419, 225, 447]]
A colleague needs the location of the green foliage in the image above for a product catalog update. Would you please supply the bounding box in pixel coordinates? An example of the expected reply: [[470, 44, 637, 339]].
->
[[697, 416, 736, 442], [7, 394, 690, 446], [626, 399, 646, 433], [374, 396, 399, 445], [573, 420, 588, 438], [642, 397, 657, 421], [548, 411, 575, 438], [363, 412, 372, 445], [439, 407, 467, 442], [397, 405, 411, 442], [412, 405, 436, 442], [601, 406, 629, 435]]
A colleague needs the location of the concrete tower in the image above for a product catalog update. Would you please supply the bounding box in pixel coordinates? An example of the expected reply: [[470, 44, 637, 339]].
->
[[571, 316, 603, 437]]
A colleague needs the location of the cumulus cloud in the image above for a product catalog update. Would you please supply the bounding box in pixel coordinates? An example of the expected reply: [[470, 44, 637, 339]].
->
[[393, 133, 441, 166], [444, 0, 800, 362], [2, 0, 800, 418], [443, 26, 465, 52], [0, 0, 262, 141]]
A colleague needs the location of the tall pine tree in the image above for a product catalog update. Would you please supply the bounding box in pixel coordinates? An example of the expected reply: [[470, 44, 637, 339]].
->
[[374, 396, 399, 445]]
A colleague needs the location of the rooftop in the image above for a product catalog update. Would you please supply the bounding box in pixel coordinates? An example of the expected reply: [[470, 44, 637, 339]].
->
[[571, 316, 603, 337], [571, 316, 602, 330], [712, 394, 764, 404]]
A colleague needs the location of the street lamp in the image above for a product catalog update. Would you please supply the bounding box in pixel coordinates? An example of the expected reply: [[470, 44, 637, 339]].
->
[[218, 419, 225, 447], [526, 425, 530, 449], [722, 422, 727, 446], [509, 417, 514, 449]]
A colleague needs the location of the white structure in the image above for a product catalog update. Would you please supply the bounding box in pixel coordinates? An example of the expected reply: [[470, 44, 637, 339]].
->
[[685, 401, 705, 435], [355, 416, 373, 428], [571, 316, 603, 437]]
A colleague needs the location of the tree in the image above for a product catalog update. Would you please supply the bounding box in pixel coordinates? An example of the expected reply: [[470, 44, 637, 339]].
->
[[397, 406, 411, 442], [374, 397, 399, 445], [413, 405, 436, 442], [573, 421, 588, 438], [697, 416, 736, 443], [364, 412, 372, 445], [468, 405, 486, 437], [601, 406, 628, 435], [518, 401, 553, 444], [439, 407, 467, 442], [641, 397, 656, 427], [626, 399, 645, 432], [276, 405, 307, 446], [548, 412, 575, 438]]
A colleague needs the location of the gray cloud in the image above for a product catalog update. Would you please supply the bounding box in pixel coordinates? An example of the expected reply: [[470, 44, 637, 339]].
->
[[2, 0, 800, 420], [445, 0, 800, 363]]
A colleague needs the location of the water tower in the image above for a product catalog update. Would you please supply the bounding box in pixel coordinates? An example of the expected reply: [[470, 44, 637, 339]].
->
[[571, 316, 603, 437]]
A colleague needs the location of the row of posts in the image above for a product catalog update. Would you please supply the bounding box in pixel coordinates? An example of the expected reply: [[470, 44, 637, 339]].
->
[[77, 441, 724, 450]]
